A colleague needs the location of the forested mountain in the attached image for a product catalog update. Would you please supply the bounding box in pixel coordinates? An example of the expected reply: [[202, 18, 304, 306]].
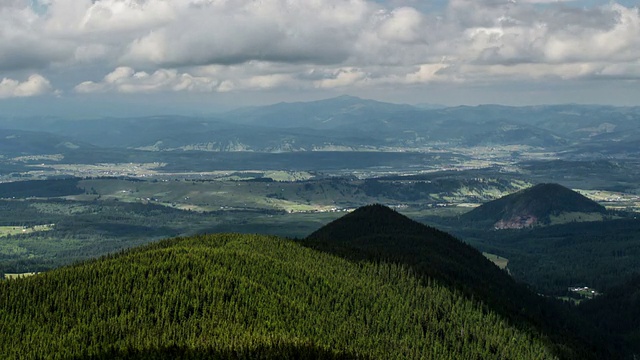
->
[[306, 204, 520, 294], [0, 233, 561, 359], [460, 183, 607, 229], [304, 205, 611, 359]]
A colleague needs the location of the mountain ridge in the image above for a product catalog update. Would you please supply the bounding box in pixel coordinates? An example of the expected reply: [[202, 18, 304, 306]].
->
[[2, 99, 640, 154], [0, 232, 562, 359], [304, 204, 607, 359]]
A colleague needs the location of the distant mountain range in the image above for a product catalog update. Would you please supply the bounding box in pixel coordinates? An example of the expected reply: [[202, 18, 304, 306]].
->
[[461, 183, 607, 229], [0, 129, 93, 156], [1, 96, 639, 155]]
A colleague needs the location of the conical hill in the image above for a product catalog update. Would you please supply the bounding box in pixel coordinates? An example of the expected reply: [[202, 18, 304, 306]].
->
[[461, 183, 606, 229]]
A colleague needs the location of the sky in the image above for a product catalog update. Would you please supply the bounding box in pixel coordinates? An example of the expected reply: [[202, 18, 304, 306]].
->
[[0, 0, 639, 117]]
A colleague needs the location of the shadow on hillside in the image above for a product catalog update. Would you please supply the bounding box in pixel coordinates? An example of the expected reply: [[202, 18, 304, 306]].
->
[[302, 204, 619, 359]]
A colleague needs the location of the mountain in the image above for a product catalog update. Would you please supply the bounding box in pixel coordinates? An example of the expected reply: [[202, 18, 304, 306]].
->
[[2, 101, 640, 154], [460, 183, 607, 229], [305, 204, 608, 359], [0, 129, 92, 156], [224, 97, 571, 148], [225, 95, 419, 130], [0, 233, 560, 359], [435, 104, 640, 141], [306, 204, 510, 290], [0, 116, 226, 149]]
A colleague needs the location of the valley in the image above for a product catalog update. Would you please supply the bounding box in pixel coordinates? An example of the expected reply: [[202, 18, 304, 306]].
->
[[2, 162, 639, 299], [2, 97, 640, 358]]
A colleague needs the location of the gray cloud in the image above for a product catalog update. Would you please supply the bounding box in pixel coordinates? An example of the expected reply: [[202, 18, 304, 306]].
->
[[119, 1, 368, 68], [0, 0, 638, 99]]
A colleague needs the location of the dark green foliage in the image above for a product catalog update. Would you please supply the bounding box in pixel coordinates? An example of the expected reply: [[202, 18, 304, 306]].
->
[[0, 199, 200, 274], [306, 204, 511, 292], [0, 178, 84, 198], [579, 275, 640, 355], [457, 218, 640, 295], [0, 234, 556, 359], [305, 205, 544, 314], [305, 205, 610, 359], [461, 183, 606, 228]]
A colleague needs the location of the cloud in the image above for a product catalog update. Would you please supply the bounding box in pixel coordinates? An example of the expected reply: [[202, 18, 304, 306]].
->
[[119, 0, 370, 67], [0, 74, 55, 99], [74, 66, 219, 93], [314, 68, 370, 89], [0, 1, 70, 70], [2, 0, 640, 98], [377, 7, 426, 43], [447, 2, 640, 72]]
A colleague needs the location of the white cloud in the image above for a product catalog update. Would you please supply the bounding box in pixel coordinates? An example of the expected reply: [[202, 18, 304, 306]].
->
[[404, 63, 452, 83], [78, 0, 174, 33], [74, 66, 219, 93], [2, 0, 639, 99], [377, 7, 426, 43], [0, 74, 54, 99], [314, 68, 369, 89]]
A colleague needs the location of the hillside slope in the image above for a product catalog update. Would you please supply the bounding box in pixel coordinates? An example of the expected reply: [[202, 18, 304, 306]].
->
[[0, 233, 557, 359], [459, 218, 640, 295], [306, 204, 513, 293], [580, 275, 640, 355], [305, 204, 609, 359], [461, 183, 606, 229]]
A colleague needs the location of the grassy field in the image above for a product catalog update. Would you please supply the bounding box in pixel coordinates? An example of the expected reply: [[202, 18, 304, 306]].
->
[[70, 178, 369, 213], [0, 224, 54, 237], [483, 252, 509, 270], [576, 189, 640, 212], [549, 212, 607, 225]]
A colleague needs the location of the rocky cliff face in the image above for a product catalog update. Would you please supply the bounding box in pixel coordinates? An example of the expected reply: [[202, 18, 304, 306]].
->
[[494, 215, 538, 229]]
